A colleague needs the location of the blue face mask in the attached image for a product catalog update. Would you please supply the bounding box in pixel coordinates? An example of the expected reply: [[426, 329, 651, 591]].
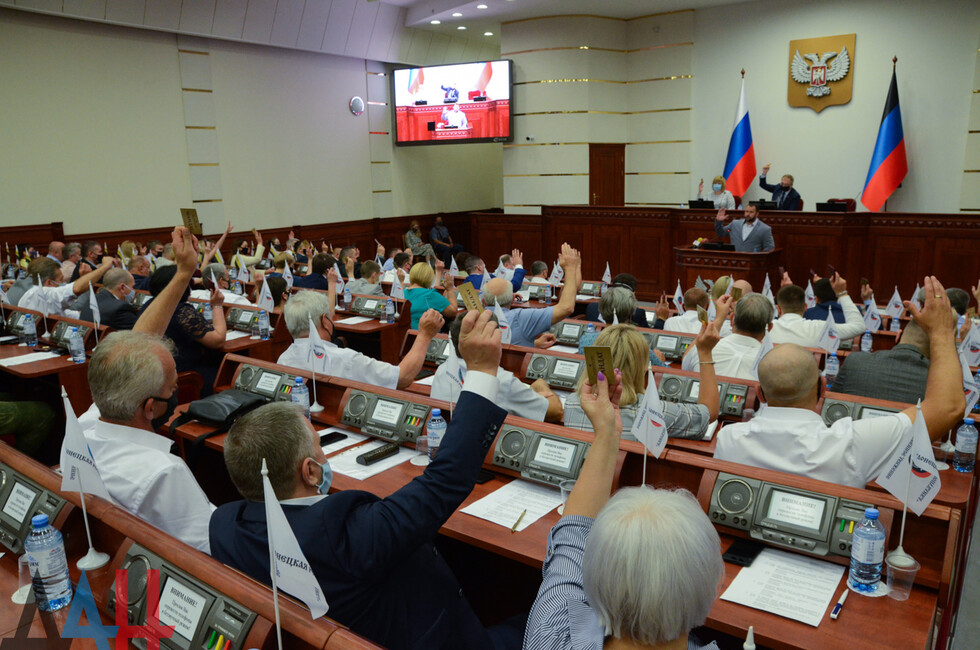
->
[[712, 183, 723, 192], [309, 458, 333, 495]]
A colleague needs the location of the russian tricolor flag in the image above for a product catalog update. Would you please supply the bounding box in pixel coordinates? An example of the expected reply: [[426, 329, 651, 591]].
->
[[723, 78, 756, 198], [861, 68, 908, 211]]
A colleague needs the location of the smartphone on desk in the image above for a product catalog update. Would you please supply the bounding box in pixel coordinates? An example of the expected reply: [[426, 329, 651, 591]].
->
[[320, 431, 348, 446]]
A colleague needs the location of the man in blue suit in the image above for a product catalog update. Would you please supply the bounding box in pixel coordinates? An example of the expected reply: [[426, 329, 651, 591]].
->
[[758, 164, 802, 210], [714, 205, 775, 253], [464, 250, 527, 293], [210, 309, 513, 650]]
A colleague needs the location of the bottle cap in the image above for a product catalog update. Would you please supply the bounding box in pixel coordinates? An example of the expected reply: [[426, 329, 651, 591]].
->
[[864, 507, 879, 520], [31, 514, 50, 529], [966, 418, 975, 425], [294, 377, 303, 385], [431, 409, 442, 418]]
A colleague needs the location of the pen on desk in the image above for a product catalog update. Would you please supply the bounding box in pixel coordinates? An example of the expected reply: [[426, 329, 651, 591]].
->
[[830, 588, 848, 620], [511, 509, 527, 533]]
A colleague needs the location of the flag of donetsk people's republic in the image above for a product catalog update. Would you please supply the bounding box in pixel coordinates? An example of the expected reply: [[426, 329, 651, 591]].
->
[[861, 68, 908, 211], [723, 77, 756, 197]]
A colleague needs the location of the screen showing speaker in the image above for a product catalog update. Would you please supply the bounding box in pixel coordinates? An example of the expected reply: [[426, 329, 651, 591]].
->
[[392, 60, 512, 145]]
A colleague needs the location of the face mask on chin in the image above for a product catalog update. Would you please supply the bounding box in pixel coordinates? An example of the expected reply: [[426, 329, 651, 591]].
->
[[150, 392, 178, 431]]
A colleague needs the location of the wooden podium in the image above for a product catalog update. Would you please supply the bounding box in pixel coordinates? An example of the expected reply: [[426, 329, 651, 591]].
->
[[674, 246, 784, 290]]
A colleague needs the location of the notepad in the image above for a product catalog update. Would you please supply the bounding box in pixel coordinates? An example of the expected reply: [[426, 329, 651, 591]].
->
[[575, 294, 597, 301], [335, 316, 373, 325], [225, 330, 250, 341], [550, 344, 580, 355], [329, 440, 414, 480], [720, 547, 844, 627], [0, 351, 61, 367], [414, 375, 436, 386], [461, 480, 563, 532]]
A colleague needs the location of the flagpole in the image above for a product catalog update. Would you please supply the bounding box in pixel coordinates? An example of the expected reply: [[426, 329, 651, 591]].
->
[[309, 365, 323, 413], [263, 460, 284, 650], [74, 472, 110, 570]]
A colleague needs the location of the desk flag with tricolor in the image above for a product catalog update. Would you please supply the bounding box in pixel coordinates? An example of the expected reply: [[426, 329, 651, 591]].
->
[[804, 280, 817, 309], [960, 349, 980, 417], [88, 283, 100, 329], [449, 255, 459, 276], [433, 342, 464, 412], [864, 298, 883, 332], [602, 262, 612, 285], [631, 370, 669, 457], [482, 267, 493, 289], [818, 310, 840, 354], [493, 262, 507, 279], [261, 459, 328, 619], [672, 280, 684, 312], [493, 299, 512, 345], [962, 324, 980, 366], [548, 262, 564, 286], [761, 274, 775, 312], [884, 286, 904, 319], [875, 403, 940, 516], [722, 75, 756, 197], [333, 263, 345, 295], [307, 316, 326, 367], [861, 65, 908, 212], [257, 276, 275, 312], [282, 263, 294, 291], [236, 257, 250, 284], [390, 272, 404, 300], [60, 389, 110, 500], [909, 283, 922, 311]]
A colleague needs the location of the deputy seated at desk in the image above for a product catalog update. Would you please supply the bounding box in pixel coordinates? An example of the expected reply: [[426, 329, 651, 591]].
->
[[432, 312, 563, 423], [715, 277, 963, 488], [526, 370, 723, 650], [19, 255, 116, 318], [291, 253, 333, 291], [191, 262, 254, 306], [771, 273, 864, 347], [583, 274, 659, 328], [279, 289, 443, 390], [345, 259, 385, 296], [212, 310, 522, 650], [76, 267, 141, 330], [683, 294, 770, 380]]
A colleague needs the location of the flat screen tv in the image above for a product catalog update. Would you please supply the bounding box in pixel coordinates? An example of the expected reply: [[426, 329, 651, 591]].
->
[[391, 60, 513, 145]]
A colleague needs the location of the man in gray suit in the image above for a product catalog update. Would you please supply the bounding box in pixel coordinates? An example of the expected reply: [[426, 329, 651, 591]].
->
[[833, 320, 930, 405], [714, 205, 775, 252]]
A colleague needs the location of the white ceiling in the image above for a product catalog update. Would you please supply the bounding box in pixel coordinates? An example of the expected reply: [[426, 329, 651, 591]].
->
[[387, 0, 751, 37]]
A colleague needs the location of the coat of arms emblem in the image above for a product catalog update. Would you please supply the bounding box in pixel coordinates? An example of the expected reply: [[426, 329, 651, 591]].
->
[[787, 34, 856, 113]]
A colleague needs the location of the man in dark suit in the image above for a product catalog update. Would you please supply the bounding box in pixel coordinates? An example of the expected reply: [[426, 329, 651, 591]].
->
[[758, 164, 802, 210], [714, 205, 775, 253], [211, 310, 515, 650], [291, 253, 332, 291], [77, 268, 140, 330], [128, 256, 152, 291], [834, 320, 931, 404]]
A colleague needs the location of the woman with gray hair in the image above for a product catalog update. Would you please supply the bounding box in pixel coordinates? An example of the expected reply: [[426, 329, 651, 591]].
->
[[524, 371, 724, 650]]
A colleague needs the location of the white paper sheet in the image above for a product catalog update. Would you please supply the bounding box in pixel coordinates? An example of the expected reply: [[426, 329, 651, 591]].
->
[[550, 344, 580, 355], [720, 547, 845, 627], [329, 439, 414, 480], [335, 316, 373, 325], [0, 335, 17, 343], [414, 375, 436, 386], [0, 351, 61, 367], [575, 294, 597, 301], [318, 427, 368, 455], [225, 330, 250, 341], [703, 420, 719, 441], [461, 479, 564, 532]]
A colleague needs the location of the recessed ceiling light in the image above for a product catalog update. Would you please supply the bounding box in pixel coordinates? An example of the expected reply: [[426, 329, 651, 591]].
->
[[430, 19, 440, 24], [457, 25, 467, 30], [452, 12, 462, 17], [477, 4, 488, 8], [484, 31, 494, 36]]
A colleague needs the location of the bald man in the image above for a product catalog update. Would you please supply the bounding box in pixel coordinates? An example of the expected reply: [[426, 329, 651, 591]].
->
[[46, 241, 65, 263], [78, 268, 140, 330], [714, 277, 963, 488]]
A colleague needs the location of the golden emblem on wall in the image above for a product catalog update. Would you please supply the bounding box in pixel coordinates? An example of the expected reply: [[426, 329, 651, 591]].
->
[[788, 33, 856, 113]]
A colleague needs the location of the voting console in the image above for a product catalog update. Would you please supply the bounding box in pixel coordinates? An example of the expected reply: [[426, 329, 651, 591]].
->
[[492, 426, 590, 487], [233, 363, 305, 401], [341, 389, 431, 443], [349, 296, 388, 319], [0, 461, 66, 554], [525, 353, 585, 389]]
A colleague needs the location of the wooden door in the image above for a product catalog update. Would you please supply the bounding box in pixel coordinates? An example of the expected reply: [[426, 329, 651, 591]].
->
[[589, 143, 625, 206]]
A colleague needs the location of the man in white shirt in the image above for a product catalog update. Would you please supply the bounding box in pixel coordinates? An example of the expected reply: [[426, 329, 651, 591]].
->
[[683, 293, 771, 379], [443, 102, 469, 128], [432, 313, 562, 422], [191, 263, 254, 306], [525, 261, 551, 285], [278, 289, 443, 390], [715, 276, 963, 488], [663, 287, 710, 334], [381, 252, 413, 284], [20, 255, 115, 318], [770, 274, 864, 347], [85, 330, 215, 553]]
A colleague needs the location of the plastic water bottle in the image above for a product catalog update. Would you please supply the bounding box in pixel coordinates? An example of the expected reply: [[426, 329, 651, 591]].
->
[[600, 281, 608, 296], [890, 315, 901, 332], [861, 330, 873, 353], [848, 508, 886, 593], [824, 353, 839, 389], [427, 409, 447, 460], [234, 280, 244, 296], [24, 514, 72, 612], [202, 302, 213, 322], [953, 418, 978, 472], [290, 377, 310, 419], [22, 314, 38, 347], [580, 322, 599, 349], [544, 283, 553, 303], [258, 310, 271, 340], [68, 327, 86, 363], [385, 299, 395, 325], [343, 286, 352, 312]]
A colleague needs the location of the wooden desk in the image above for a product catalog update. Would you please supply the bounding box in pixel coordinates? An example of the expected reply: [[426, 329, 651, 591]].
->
[[0, 343, 92, 413], [332, 310, 406, 365]]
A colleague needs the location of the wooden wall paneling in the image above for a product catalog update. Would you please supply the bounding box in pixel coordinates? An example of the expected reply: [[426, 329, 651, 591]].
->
[[932, 236, 980, 290], [870, 234, 934, 296], [627, 221, 673, 297], [1, 222, 65, 255]]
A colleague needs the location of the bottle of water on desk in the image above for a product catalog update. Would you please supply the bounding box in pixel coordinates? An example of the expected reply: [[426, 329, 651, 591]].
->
[[24, 514, 72, 611], [234, 280, 244, 296], [953, 418, 978, 473], [343, 286, 352, 312], [861, 330, 872, 352], [600, 281, 608, 297], [291, 377, 310, 419], [544, 283, 553, 304], [384, 299, 395, 325], [824, 353, 839, 389], [258, 310, 271, 340], [890, 315, 901, 332], [580, 322, 599, 349], [848, 507, 885, 593], [427, 409, 446, 461], [68, 327, 86, 363], [202, 302, 213, 323], [22, 314, 37, 347]]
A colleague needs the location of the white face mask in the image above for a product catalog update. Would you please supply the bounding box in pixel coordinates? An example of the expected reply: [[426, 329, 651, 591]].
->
[[124, 287, 136, 304], [712, 183, 723, 192]]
